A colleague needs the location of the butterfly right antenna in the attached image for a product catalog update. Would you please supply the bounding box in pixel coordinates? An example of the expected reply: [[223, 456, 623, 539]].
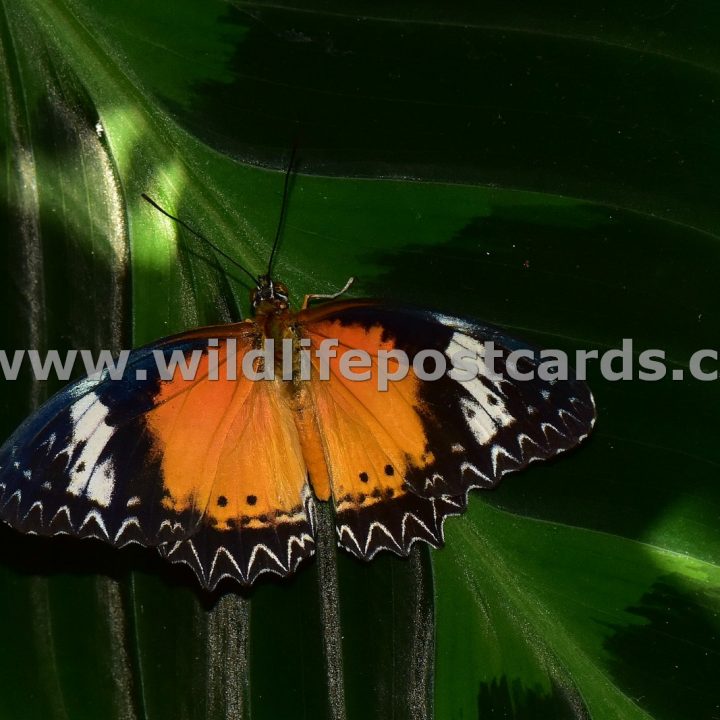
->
[[267, 141, 299, 279]]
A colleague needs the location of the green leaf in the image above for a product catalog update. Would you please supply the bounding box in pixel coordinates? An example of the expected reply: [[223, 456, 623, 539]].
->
[[1, 1, 718, 719]]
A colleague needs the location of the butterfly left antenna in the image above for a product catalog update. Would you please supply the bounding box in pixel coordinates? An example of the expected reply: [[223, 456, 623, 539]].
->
[[141, 194, 259, 287], [267, 141, 299, 278]]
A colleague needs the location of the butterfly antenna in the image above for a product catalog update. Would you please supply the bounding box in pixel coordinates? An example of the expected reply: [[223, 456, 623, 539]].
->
[[141, 194, 258, 287], [267, 142, 299, 278]]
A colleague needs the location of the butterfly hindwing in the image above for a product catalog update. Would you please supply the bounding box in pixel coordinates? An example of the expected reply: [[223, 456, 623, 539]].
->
[[0, 324, 316, 589], [303, 359, 465, 558], [149, 356, 316, 589], [299, 301, 595, 559]]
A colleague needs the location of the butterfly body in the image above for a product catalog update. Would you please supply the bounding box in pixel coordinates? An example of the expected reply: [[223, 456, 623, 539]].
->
[[0, 280, 595, 590]]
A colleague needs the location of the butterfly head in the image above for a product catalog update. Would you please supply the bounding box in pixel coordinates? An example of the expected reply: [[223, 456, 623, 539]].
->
[[252, 275, 290, 313]]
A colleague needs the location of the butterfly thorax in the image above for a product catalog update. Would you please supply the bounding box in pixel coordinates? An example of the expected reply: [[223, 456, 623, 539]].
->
[[248, 280, 312, 399]]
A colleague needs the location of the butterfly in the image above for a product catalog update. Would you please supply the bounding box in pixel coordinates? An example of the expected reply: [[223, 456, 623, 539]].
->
[[0, 171, 595, 591]]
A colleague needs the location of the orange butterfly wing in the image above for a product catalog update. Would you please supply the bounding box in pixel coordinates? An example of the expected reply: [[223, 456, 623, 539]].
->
[[0, 324, 316, 590], [297, 300, 595, 560]]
